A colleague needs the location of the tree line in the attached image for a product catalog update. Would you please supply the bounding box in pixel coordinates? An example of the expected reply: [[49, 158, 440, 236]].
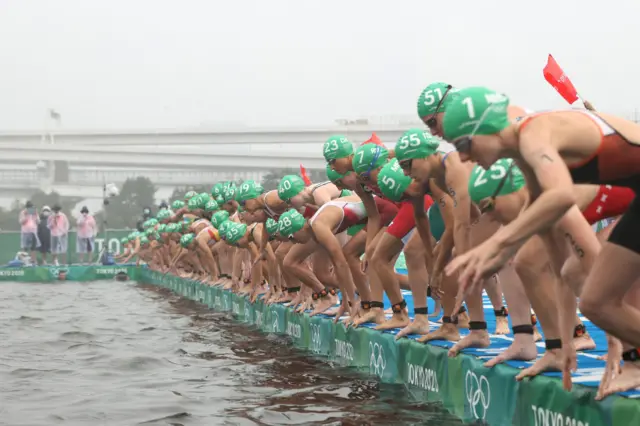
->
[[0, 168, 328, 231]]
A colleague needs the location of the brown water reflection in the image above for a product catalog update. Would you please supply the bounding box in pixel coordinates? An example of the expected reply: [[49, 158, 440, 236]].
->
[[0, 281, 461, 426]]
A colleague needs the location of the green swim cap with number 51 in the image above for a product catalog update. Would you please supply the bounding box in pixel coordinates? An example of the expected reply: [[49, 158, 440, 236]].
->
[[323, 135, 354, 161], [377, 159, 413, 201], [394, 128, 440, 162], [443, 86, 511, 142], [417, 82, 457, 119]]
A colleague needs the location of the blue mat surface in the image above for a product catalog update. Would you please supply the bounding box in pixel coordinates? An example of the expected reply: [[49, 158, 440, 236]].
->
[[311, 287, 639, 398]]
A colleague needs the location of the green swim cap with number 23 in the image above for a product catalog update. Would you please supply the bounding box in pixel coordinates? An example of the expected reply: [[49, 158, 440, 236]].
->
[[443, 86, 511, 142], [323, 135, 354, 161]]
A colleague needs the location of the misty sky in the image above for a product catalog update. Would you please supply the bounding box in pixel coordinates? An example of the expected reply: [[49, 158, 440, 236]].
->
[[1, 0, 639, 131]]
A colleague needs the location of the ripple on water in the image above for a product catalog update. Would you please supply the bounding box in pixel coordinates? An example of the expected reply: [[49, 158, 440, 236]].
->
[[0, 281, 461, 426]]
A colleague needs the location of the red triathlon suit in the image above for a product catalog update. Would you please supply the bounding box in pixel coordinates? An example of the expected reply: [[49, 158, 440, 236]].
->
[[581, 185, 635, 225], [386, 196, 435, 240]]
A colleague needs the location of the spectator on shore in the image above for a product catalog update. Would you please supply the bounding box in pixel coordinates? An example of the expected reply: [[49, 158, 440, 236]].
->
[[37, 205, 52, 264], [19, 201, 40, 264], [76, 206, 97, 264], [48, 204, 69, 265]]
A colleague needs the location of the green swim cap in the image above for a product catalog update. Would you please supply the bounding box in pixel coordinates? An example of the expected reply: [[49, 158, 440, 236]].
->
[[180, 233, 195, 248], [237, 180, 264, 202], [278, 175, 306, 202], [171, 200, 185, 210], [148, 218, 158, 227], [144, 228, 154, 237], [394, 128, 441, 161], [278, 209, 306, 237], [326, 163, 350, 183], [224, 223, 247, 245], [221, 183, 237, 203], [468, 159, 525, 203], [377, 159, 413, 201], [323, 135, 354, 161], [156, 209, 170, 220], [265, 218, 279, 235], [211, 210, 230, 228], [352, 144, 389, 174], [187, 196, 200, 211], [120, 237, 128, 244], [164, 223, 176, 233], [205, 199, 219, 212], [140, 236, 149, 245], [218, 220, 233, 236], [211, 183, 223, 198], [443, 86, 511, 142], [417, 82, 457, 119], [157, 224, 167, 233], [184, 190, 197, 201], [198, 193, 211, 203]]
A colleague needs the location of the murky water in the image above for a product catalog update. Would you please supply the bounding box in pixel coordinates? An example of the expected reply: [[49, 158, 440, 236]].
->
[[0, 281, 461, 426]]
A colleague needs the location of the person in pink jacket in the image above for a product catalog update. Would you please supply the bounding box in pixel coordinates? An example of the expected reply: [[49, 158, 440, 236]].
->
[[19, 201, 40, 264], [47, 205, 70, 265], [76, 206, 97, 264]]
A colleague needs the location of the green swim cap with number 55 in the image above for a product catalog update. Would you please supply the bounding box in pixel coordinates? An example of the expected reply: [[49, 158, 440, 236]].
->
[[443, 86, 511, 142], [323, 135, 354, 161], [278, 175, 305, 202], [394, 128, 440, 162], [468, 159, 526, 203], [377, 159, 413, 201]]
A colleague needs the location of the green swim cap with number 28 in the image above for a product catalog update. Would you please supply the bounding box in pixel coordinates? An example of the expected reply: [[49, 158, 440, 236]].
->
[[323, 135, 354, 161], [443, 86, 511, 142], [394, 128, 440, 162], [278, 209, 306, 237], [468, 159, 526, 203]]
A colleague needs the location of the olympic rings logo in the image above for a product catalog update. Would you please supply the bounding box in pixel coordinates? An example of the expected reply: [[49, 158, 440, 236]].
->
[[310, 324, 322, 353], [369, 342, 386, 376], [465, 370, 491, 420]]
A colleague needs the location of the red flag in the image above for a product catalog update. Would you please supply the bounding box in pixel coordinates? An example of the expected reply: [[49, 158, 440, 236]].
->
[[543, 55, 579, 104], [300, 164, 312, 186], [361, 132, 385, 147]]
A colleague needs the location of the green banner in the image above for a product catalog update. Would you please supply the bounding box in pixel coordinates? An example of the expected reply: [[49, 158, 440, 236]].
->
[[140, 269, 638, 426], [0, 264, 138, 282], [0, 229, 134, 265]]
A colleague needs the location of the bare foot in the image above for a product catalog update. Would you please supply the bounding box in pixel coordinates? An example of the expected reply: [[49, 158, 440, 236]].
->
[[375, 312, 410, 331], [484, 335, 538, 367], [533, 326, 542, 342], [596, 336, 622, 400], [384, 308, 393, 315], [418, 323, 460, 343], [352, 308, 385, 328], [396, 315, 430, 339], [574, 333, 596, 351], [323, 306, 341, 317], [495, 316, 510, 335], [448, 330, 490, 357], [597, 361, 640, 399], [457, 311, 470, 329], [310, 295, 339, 316], [515, 350, 562, 381], [429, 300, 442, 318]]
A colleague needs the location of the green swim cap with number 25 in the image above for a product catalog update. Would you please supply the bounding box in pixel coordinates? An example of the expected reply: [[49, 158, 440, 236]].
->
[[443, 86, 511, 142], [468, 159, 525, 203], [323, 135, 354, 161]]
